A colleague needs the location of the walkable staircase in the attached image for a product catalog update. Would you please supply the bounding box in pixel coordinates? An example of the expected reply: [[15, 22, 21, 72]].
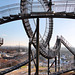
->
[[60, 36, 75, 55]]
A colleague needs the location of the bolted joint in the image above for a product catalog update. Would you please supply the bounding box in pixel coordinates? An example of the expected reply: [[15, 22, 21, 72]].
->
[[29, 38, 32, 44]]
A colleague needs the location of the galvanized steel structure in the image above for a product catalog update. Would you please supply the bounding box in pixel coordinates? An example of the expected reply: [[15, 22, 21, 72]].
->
[[0, 0, 75, 75]]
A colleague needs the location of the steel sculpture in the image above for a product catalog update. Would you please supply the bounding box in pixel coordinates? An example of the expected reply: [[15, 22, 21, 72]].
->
[[0, 0, 75, 75]]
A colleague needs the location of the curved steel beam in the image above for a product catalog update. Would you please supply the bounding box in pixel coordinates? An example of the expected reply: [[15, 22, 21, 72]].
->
[[0, 12, 75, 25]]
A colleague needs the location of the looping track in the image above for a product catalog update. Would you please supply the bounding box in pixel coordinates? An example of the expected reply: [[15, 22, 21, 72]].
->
[[21, 0, 56, 59]]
